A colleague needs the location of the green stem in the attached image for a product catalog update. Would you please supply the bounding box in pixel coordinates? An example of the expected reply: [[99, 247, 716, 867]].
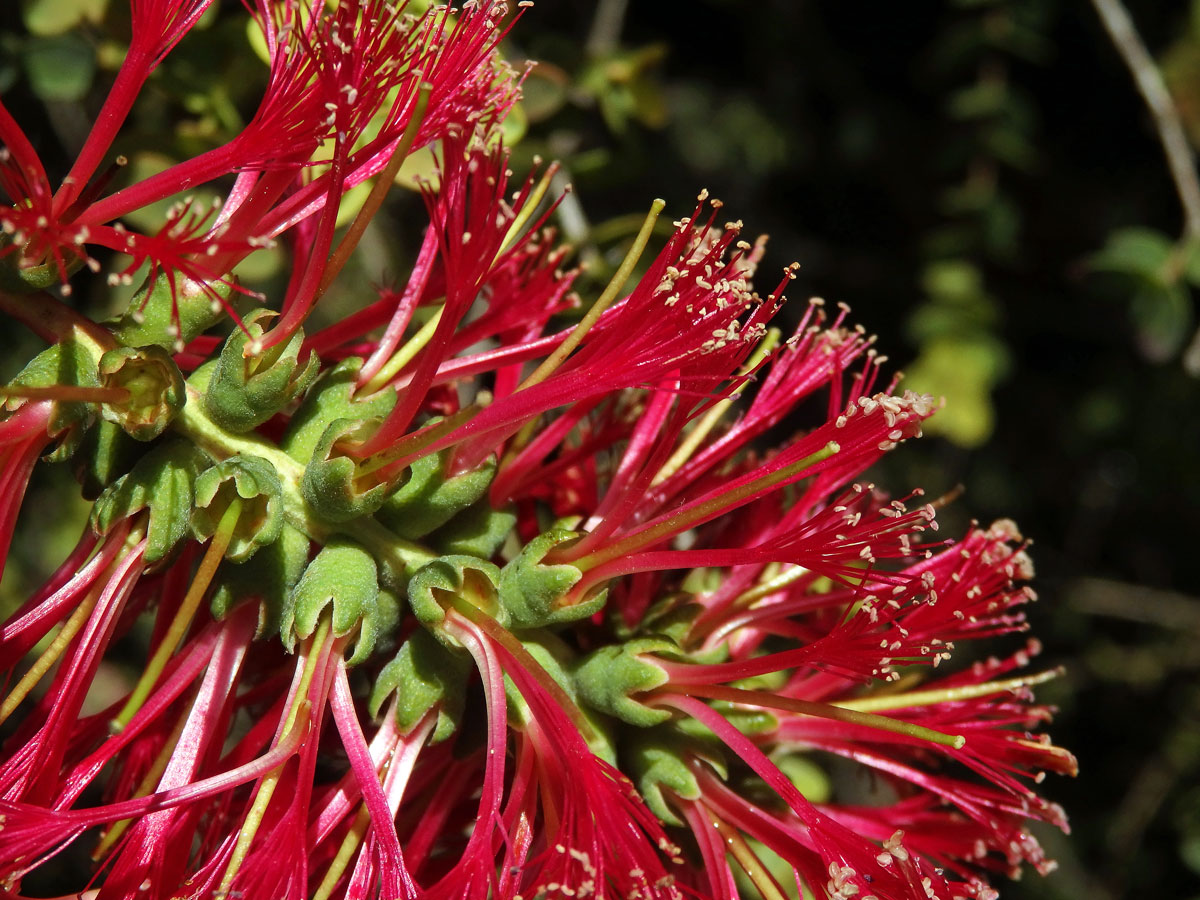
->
[[173, 385, 436, 580]]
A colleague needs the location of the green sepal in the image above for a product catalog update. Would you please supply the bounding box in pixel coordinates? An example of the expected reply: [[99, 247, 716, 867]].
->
[[73, 420, 141, 499], [108, 272, 230, 350], [204, 308, 319, 432], [281, 357, 396, 464], [429, 500, 517, 558], [0, 233, 83, 291], [498, 530, 604, 629], [376, 451, 496, 539], [211, 524, 310, 636], [625, 728, 727, 825], [407, 554, 504, 645], [7, 337, 102, 461], [97, 345, 185, 440], [191, 455, 284, 562], [282, 538, 385, 664], [370, 627, 470, 743], [572, 637, 675, 727], [502, 632, 618, 766], [301, 417, 391, 523], [90, 439, 211, 564]]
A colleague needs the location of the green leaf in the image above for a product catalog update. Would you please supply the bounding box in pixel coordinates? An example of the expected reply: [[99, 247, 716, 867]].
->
[[91, 440, 211, 564], [23, 33, 95, 102], [22, 0, 109, 36], [1131, 283, 1194, 362], [1090, 227, 1176, 284]]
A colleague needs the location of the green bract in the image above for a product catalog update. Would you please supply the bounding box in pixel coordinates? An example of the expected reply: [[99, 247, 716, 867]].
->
[[376, 449, 496, 539], [211, 524, 310, 636], [572, 637, 675, 727], [301, 417, 392, 522], [282, 538, 389, 665], [407, 554, 504, 643], [428, 499, 516, 558], [191, 455, 284, 562], [97, 344, 185, 440], [370, 627, 470, 743], [90, 439, 210, 564], [281, 357, 396, 464], [204, 309, 319, 433], [497, 529, 604, 628], [7, 336, 102, 460], [73, 420, 140, 499]]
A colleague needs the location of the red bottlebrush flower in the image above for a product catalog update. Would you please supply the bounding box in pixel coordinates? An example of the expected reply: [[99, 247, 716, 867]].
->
[[0, 4, 1073, 899]]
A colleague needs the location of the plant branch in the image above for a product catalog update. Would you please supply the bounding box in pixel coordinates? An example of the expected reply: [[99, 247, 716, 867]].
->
[[1091, 0, 1200, 239]]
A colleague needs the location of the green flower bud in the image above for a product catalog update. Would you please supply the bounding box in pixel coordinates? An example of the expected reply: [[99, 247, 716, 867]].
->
[[572, 637, 676, 728], [282, 539, 388, 664], [407, 554, 503, 645], [429, 500, 517, 558], [108, 272, 230, 351], [301, 417, 392, 523], [370, 627, 470, 743], [91, 440, 211, 564], [204, 308, 319, 432], [497, 530, 605, 629], [211, 524, 310, 636], [191, 455, 284, 562], [376, 450, 496, 539], [97, 345, 185, 440]]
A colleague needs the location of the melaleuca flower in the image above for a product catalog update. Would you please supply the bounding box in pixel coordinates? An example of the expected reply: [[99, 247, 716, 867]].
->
[[0, 2, 1074, 899]]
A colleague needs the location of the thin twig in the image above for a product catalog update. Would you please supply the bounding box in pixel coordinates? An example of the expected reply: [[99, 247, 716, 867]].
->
[[585, 0, 629, 57], [1091, 0, 1200, 239]]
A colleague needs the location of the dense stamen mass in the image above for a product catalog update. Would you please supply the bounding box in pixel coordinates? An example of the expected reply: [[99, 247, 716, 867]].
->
[[0, 2, 1074, 899]]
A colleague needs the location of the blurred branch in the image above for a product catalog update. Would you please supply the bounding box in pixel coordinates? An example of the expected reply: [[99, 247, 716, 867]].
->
[[585, 0, 629, 57], [1091, 0, 1200, 239], [1070, 576, 1200, 632]]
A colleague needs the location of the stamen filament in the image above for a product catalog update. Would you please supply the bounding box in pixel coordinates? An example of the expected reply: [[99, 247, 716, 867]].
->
[[572, 440, 840, 572], [111, 498, 243, 731], [707, 808, 790, 900], [498, 163, 559, 256], [447, 596, 597, 742], [516, 197, 666, 393], [655, 682, 967, 749], [219, 618, 328, 894], [0, 385, 131, 404], [92, 706, 189, 859], [652, 327, 781, 486], [317, 85, 432, 302], [0, 579, 104, 727], [360, 304, 445, 397], [312, 804, 372, 900], [834, 669, 1064, 714]]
